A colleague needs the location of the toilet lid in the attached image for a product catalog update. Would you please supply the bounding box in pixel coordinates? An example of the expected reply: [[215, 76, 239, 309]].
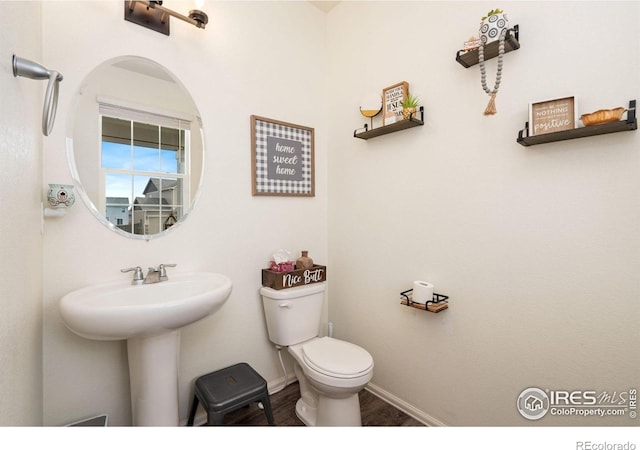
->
[[302, 338, 373, 378]]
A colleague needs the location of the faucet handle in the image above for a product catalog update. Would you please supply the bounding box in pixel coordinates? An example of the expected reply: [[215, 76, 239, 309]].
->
[[158, 264, 176, 279], [121, 266, 144, 284]]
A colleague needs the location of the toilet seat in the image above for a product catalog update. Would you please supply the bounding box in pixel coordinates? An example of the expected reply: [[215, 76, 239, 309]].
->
[[302, 337, 373, 379]]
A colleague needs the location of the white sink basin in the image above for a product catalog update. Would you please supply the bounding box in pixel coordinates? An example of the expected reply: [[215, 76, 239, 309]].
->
[[59, 271, 232, 426], [60, 272, 232, 340]]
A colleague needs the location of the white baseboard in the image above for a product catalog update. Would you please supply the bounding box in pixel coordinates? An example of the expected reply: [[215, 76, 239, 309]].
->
[[365, 382, 448, 427]]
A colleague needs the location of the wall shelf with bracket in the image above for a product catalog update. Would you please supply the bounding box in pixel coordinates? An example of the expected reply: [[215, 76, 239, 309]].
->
[[400, 289, 449, 313], [456, 25, 520, 68], [354, 107, 424, 140], [517, 100, 637, 147]]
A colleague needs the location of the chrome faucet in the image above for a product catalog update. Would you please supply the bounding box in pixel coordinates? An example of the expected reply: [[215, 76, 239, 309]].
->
[[121, 264, 176, 285], [143, 264, 177, 284]]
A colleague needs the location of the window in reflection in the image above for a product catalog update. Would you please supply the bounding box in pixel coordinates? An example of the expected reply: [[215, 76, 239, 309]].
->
[[101, 114, 189, 236]]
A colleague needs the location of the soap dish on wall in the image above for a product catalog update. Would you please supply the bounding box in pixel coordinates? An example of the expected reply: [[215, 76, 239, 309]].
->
[[400, 289, 449, 313]]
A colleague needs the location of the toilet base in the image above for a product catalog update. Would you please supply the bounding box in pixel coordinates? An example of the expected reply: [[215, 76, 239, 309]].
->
[[290, 348, 367, 426], [295, 392, 362, 426], [295, 397, 316, 426]]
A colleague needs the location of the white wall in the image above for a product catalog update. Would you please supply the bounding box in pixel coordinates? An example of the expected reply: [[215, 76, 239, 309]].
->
[[327, 1, 640, 426], [0, 1, 44, 426], [41, 1, 328, 426]]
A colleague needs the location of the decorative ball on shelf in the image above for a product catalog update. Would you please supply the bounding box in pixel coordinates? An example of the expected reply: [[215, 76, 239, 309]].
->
[[479, 9, 509, 45]]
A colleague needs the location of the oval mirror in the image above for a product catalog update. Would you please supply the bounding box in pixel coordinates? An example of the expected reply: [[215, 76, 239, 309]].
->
[[67, 56, 204, 240]]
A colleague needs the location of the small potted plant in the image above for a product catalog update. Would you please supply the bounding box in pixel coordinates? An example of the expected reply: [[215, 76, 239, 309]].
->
[[400, 93, 420, 120]]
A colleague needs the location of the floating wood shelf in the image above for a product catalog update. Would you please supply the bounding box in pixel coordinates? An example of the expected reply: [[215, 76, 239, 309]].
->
[[354, 107, 424, 140], [517, 100, 637, 147], [400, 289, 449, 313], [456, 25, 520, 68]]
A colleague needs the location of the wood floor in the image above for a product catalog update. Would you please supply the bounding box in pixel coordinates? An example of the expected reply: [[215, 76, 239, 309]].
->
[[219, 381, 424, 426]]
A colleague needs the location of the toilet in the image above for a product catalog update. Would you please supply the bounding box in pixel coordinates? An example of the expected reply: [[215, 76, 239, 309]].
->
[[260, 282, 374, 426]]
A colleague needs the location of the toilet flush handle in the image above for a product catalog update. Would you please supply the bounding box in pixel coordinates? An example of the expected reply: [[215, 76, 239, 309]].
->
[[279, 303, 292, 309]]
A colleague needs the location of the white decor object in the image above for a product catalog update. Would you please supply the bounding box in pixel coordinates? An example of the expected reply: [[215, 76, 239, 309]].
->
[[47, 183, 75, 208], [479, 10, 509, 45]]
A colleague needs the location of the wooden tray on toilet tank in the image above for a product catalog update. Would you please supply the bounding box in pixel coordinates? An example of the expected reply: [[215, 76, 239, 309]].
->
[[261, 265, 327, 290]]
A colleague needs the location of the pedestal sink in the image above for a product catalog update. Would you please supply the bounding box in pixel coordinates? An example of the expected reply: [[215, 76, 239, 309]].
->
[[59, 272, 232, 426]]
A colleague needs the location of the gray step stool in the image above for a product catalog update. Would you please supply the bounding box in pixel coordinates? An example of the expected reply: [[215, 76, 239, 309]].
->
[[187, 362, 275, 426]]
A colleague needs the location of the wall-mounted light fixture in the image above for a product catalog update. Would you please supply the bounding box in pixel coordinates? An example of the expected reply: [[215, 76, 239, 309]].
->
[[124, 1, 208, 36]]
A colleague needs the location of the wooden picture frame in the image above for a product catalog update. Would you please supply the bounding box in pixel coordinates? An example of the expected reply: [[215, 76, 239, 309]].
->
[[382, 81, 408, 125], [529, 96, 577, 136], [251, 115, 315, 197]]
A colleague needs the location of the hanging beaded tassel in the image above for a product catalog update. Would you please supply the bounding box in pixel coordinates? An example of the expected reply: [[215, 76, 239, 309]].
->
[[478, 28, 506, 115]]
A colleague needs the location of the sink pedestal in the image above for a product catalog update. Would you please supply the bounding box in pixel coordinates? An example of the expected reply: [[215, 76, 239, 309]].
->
[[127, 330, 180, 426]]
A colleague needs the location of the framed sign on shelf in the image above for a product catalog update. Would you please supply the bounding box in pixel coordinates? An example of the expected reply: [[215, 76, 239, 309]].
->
[[251, 115, 315, 197], [529, 96, 577, 136], [382, 81, 408, 125]]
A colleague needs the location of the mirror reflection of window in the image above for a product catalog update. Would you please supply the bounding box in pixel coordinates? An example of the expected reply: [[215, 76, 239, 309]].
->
[[100, 110, 190, 236]]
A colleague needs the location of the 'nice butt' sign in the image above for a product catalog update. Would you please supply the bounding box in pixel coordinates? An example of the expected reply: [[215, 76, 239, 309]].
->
[[262, 265, 327, 290]]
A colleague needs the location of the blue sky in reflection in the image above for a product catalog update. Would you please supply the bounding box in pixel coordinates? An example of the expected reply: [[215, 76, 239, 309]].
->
[[102, 142, 178, 201]]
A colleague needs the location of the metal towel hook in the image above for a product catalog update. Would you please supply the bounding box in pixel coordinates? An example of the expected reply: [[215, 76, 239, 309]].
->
[[12, 54, 64, 136]]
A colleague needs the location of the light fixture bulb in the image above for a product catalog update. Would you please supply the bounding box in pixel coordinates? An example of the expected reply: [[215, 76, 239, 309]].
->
[[188, 9, 208, 28]]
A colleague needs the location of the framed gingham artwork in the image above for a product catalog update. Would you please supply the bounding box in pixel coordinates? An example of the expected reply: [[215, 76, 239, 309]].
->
[[251, 115, 315, 197]]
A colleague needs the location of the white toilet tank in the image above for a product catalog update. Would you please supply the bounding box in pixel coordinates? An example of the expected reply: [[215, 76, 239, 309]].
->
[[260, 282, 326, 346]]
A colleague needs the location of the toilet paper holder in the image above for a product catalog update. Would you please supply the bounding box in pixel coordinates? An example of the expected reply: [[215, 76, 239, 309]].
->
[[400, 289, 449, 313]]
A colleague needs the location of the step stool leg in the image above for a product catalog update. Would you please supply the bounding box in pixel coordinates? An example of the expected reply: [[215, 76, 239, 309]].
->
[[207, 411, 225, 426], [261, 395, 275, 425], [187, 396, 199, 426]]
